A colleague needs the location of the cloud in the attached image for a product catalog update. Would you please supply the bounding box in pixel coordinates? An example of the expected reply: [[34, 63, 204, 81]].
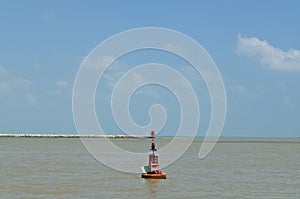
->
[[25, 93, 38, 106], [135, 89, 160, 99], [0, 66, 9, 75], [282, 95, 294, 108], [14, 75, 32, 89], [164, 42, 184, 55], [101, 59, 130, 88], [43, 90, 62, 96], [0, 66, 32, 91], [0, 66, 37, 105], [32, 62, 41, 70], [85, 54, 116, 70], [0, 82, 10, 91], [278, 82, 287, 90], [236, 34, 300, 72], [43, 12, 58, 21], [228, 84, 257, 98], [56, 80, 68, 89], [229, 85, 248, 93]]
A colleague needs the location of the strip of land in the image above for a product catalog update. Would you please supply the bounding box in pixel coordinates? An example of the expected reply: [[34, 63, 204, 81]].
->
[[0, 134, 299, 143], [0, 134, 149, 138]]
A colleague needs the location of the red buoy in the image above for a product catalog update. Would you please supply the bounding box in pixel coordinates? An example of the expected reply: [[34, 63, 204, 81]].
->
[[141, 131, 167, 179]]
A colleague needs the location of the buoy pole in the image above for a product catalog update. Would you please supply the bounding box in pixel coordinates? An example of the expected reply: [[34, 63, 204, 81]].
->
[[150, 130, 156, 155]]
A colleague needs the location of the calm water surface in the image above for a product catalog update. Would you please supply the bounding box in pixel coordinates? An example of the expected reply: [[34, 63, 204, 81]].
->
[[0, 137, 299, 198]]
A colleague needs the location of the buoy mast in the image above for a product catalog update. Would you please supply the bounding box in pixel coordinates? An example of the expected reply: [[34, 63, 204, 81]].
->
[[150, 130, 157, 154], [148, 131, 159, 173]]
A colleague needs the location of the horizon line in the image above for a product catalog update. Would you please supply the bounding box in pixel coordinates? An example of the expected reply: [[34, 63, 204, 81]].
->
[[0, 133, 299, 139]]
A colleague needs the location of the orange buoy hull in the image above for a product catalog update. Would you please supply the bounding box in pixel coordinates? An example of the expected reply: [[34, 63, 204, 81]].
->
[[141, 173, 167, 179]]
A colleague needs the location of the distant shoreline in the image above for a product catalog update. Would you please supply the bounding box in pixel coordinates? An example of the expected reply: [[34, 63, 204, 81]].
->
[[0, 134, 299, 138], [0, 134, 149, 138], [0, 134, 299, 143]]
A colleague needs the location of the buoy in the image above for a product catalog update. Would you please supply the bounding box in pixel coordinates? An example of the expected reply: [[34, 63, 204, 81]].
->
[[141, 131, 167, 179]]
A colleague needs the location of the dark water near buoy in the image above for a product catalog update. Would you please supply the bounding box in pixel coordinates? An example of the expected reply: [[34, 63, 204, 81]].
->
[[0, 137, 299, 198]]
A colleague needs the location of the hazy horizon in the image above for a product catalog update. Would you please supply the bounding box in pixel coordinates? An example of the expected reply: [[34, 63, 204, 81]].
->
[[0, 132, 299, 138]]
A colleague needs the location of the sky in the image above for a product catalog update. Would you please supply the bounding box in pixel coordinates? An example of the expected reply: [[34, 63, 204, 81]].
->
[[0, 1, 299, 137]]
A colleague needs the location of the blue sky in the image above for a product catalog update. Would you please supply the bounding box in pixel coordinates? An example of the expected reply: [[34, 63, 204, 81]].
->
[[0, 1, 299, 137]]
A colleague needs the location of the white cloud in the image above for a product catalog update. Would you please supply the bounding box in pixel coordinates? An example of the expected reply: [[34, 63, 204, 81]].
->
[[135, 89, 160, 99], [43, 12, 58, 21], [236, 34, 300, 72], [25, 93, 38, 106], [0, 66, 9, 75], [43, 90, 62, 96], [229, 85, 248, 93], [108, 70, 147, 97], [282, 95, 294, 108], [0, 66, 37, 106], [85, 54, 116, 70], [0, 66, 32, 90], [101, 60, 130, 88], [0, 82, 10, 91], [14, 75, 32, 89], [278, 82, 287, 90], [164, 42, 184, 55], [32, 62, 41, 70], [56, 80, 68, 89], [228, 84, 257, 98]]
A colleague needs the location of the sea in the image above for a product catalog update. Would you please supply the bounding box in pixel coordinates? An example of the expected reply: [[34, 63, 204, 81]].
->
[[0, 137, 299, 198]]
